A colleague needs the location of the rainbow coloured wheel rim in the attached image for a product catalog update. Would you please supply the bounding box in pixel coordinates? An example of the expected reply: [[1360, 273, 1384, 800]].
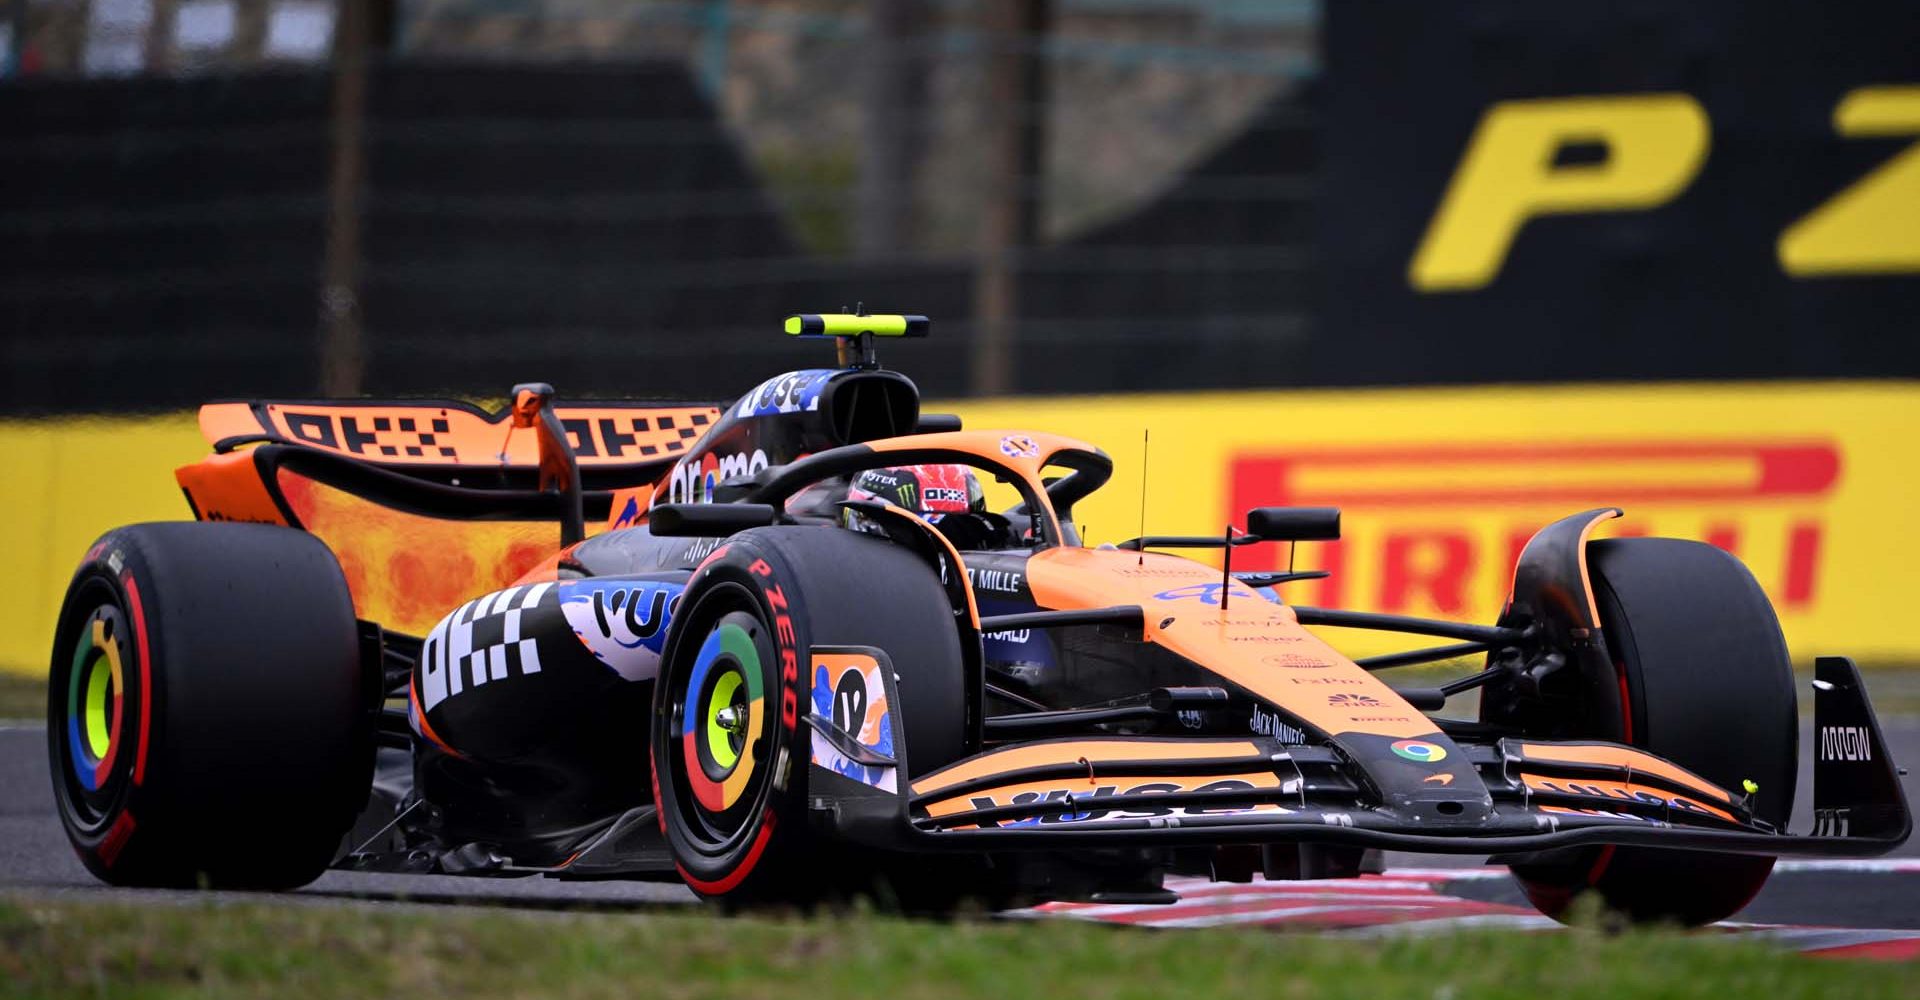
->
[[672, 608, 773, 845], [55, 601, 134, 830]]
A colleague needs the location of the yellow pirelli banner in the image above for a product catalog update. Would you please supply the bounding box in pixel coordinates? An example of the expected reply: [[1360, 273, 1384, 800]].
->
[[948, 381, 1920, 664], [0, 381, 1914, 675], [2, 414, 206, 676]]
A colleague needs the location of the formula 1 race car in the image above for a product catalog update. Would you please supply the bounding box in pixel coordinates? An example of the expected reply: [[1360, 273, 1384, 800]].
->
[[47, 314, 1911, 925]]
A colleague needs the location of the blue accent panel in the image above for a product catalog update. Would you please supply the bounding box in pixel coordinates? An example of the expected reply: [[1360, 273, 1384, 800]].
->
[[733, 369, 837, 418], [977, 597, 1058, 674], [811, 662, 833, 719]]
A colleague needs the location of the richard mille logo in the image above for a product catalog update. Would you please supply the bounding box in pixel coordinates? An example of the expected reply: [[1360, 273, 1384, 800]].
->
[[967, 568, 1025, 594]]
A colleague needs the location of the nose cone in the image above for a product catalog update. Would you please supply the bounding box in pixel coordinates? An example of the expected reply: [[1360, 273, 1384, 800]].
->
[[1337, 732, 1496, 825]]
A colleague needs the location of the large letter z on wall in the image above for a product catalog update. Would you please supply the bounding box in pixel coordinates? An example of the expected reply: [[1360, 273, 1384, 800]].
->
[[1777, 86, 1920, 277], [1408, 94, 1710, 292]]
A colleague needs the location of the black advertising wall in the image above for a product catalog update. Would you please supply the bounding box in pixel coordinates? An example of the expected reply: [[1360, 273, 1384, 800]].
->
[[1317, 1, 1920, 384], [0, 63, 816, 414], [8, 4, 1918, 415], [0, 61, 1316, 414], [0, 72, 336, 411]]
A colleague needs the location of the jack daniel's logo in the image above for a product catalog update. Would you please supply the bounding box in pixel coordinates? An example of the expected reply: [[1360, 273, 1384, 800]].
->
[[1249, 704, 1305, 743]]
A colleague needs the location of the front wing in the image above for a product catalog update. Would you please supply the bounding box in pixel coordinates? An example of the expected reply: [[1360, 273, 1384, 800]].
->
[[808, 655, 1911, 859]]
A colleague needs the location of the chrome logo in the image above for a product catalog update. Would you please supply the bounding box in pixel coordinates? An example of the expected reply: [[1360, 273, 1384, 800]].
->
[[1390, 739, 1447, 763]]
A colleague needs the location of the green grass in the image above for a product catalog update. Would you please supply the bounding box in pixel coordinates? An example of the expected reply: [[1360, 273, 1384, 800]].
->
[[0, 895, 1909, 1000], [0, 673, 42, 721]]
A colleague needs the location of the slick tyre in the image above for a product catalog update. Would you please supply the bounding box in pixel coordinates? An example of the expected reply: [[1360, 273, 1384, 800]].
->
[[651, 526, 968, 909], [47, 523, 373, 889], [1513, 538, 1796, 927]]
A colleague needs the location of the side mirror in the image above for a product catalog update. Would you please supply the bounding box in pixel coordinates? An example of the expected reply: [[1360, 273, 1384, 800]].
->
[[649, 503, 779, 538], [1247, 506, 1341, 542]]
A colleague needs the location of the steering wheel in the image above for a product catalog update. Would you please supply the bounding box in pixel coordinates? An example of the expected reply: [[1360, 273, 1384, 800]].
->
[[933, 511, 1018, 551]]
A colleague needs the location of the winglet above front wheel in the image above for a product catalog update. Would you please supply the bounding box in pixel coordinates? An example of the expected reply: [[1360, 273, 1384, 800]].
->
[[1811, 656, 1912, 846]]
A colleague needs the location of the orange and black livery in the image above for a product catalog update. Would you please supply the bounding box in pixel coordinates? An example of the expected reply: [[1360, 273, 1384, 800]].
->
[[44, 313, 1910, 924]]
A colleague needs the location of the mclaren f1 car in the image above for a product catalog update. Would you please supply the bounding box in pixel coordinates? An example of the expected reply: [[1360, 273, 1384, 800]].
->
[[46, 314, 1910, 924]]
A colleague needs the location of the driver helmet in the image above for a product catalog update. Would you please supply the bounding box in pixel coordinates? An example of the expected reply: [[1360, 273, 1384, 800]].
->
[[845, 464, 985, 521]]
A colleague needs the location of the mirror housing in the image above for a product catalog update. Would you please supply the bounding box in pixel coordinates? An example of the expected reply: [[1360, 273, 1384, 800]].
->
[[1247, 506, 1341, 542], [649, 503, 779, 537]]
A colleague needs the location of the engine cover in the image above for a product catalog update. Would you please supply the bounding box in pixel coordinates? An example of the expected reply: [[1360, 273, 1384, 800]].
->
[[411, 576, 685, 764]]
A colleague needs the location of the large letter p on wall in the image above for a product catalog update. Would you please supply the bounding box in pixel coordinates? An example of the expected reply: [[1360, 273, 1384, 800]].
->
[[1408, 94, 1709, 292]]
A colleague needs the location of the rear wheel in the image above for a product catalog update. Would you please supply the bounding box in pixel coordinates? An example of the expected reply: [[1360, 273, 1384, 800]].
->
[[651, 526, 973, 909], [1512, 538, 1796, 926], [47, 523, 373, 889]]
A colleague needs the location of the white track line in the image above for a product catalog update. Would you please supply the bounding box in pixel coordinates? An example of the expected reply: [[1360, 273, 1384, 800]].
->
[[1387, 861, 1920, 877], [1337, 914, 1563, 936], [1023, 864, 1920, 954], [1145, 904, 1432, 929], [1034, 891, 1466, 920], [1771, 858, 1920, 874], [1722, 926, 1920, 950]]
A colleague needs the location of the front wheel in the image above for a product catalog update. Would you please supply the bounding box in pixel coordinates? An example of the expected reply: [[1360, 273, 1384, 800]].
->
[[650, 526, 971, 909], [1511, 538, 1796, 926]]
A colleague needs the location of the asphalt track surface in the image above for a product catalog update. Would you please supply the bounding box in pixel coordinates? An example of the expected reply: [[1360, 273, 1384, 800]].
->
[[5, 718, 1919, 931]]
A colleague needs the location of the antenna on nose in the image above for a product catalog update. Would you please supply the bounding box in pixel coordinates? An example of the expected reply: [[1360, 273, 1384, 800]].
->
[[1137, 428, 1150, 566]]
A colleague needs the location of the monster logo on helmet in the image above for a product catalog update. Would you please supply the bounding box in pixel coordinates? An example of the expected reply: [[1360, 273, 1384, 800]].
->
[[847, 465, 984, 518]]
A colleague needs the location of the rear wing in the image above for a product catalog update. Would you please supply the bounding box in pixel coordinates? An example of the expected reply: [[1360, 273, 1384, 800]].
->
[[179, 397, 722, 637], [198, 398, 721, 475]]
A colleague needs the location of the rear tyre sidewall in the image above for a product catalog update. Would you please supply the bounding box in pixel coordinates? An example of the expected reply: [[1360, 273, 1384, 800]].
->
[[1513, 538, 1795, 926], [46, 523, 371, 889], [47, 571, 148, 884]]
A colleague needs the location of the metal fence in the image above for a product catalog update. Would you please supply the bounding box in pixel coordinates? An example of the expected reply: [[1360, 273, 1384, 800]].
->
[[4, 0, 1915, 415], [2, 1, 1324, 412]]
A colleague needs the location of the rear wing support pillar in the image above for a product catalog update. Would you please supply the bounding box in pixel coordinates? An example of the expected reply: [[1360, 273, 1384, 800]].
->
[[510, 383, 584, 547]]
